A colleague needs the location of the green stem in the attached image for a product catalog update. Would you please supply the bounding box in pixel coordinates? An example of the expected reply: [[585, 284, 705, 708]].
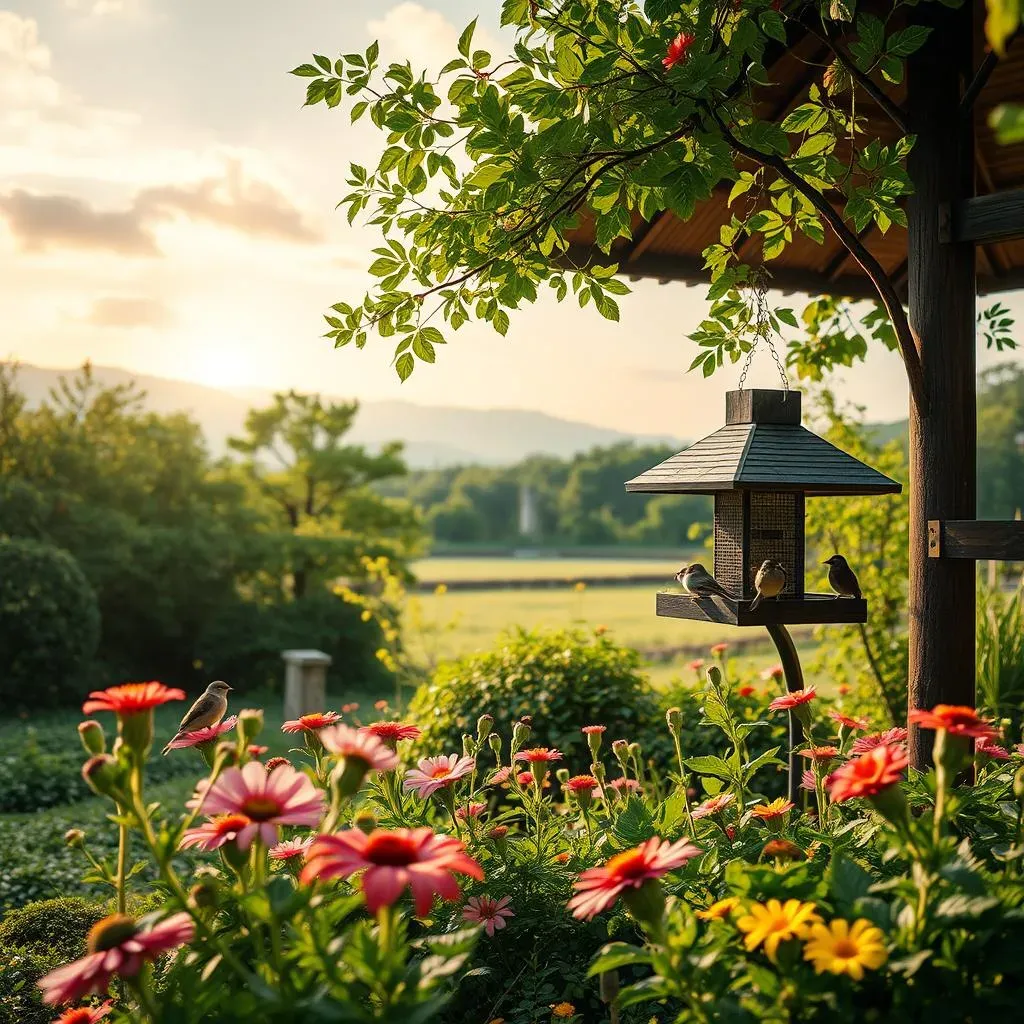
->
[[671, 734, 698, 841], [116, 808, 129, 915]]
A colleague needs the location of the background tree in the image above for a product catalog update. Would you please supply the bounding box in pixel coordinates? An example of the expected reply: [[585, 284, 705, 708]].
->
[[227, 391, 420, 598]]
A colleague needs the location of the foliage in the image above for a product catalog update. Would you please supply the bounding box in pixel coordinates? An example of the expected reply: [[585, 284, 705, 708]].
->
[[977, 578, 1024, 732], [227, 390, 421, 599], [804, 392, 908, 725], [408, 627, 670, 764], [0, 538, 100, 709], [977, 363, 1024, 520], [290, 0, 1019, 404]]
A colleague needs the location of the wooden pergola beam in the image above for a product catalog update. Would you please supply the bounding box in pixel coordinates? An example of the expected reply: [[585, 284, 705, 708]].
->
[[950, 188, 1024, 244], [928, 520, 1024, 560]]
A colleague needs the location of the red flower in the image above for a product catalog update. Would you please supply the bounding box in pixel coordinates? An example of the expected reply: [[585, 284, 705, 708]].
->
[[837, 684, 852, 696], [581, 725, 606, 735], [737, 685, 756, 698], [768, 687, 816, 712], [565, 775, 598, 793], [977, 736, 1011, 760], [404, 754, 475, 798], [568, 837, 701, 920], [827, 744, 908, 803], [301, 827, 483, 915], [851, 727, 908, 755], [163, 715, 238, 751], [82, 682, 185, 716], [514, 747, 563, 764], [265, 756, 290, 772], [489, 766, 512, 786], [828, 710, 869, 731], [248, 744, 269, 756], [281, 711, 342, 733], [799, 745, 840, 763], [908, 705, 999, 740], [710, 642, 728, 655], [516, 770, 538, 787], [763, 839, 804, 861], [320, 724, 398, 772], [179, 813, 254, 852], [688, 659, 705, 671], [54, 1003, 113, 1024], [374, 699, 389, 711], [488, 825, 509, 839], [341, 703, 360, 713], [38, 914, 194, 1005], [361, 721, 422, 744]]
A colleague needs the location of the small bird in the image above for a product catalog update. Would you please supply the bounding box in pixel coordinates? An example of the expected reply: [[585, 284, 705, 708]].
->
[[675, 563, 736, 600], [824, 554, 861, 599], [162, 680, 233, 754], [750, 559, 787, 611]]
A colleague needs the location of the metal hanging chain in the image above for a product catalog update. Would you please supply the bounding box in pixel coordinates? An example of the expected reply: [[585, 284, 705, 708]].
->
[[737, 272, 790, 392]]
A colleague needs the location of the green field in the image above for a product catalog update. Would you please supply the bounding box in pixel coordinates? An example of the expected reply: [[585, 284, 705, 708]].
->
[[412, 555, 686, 582]]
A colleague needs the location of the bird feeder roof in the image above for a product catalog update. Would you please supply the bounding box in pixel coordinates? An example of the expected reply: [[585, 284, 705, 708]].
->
[[625, 389, 902, 497]]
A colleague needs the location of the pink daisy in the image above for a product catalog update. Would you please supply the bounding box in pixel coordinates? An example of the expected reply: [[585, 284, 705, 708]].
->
[[81, 682, 185, 716], [163, 715, 238, 751], [190, 761, 324, 847], [692, 792, 735, 819], [179, 813, 254, 852], [851, 727, 909, 754], [489, 766, 512, 785], [514, 747, 563, 764], [269, 836, 315, 860], [361, 721, 422, 747], [281, 711, 342, 734], [462, 895, 514, 936], [801, 769, 817, 792], [769, 687, 817, 712], [403, 754, 475, 798], [301, 827, 484, 914], [38, 914, 193, 1005], [456, 802, 487, 820], [581, 725, 606, 736], [977, 736, 1012, 760], [569, 837, 701, 920], [320, 723, 398, 771]]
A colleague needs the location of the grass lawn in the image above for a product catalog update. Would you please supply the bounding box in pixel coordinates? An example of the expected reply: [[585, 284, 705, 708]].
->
[[412, 555, 688, 582]]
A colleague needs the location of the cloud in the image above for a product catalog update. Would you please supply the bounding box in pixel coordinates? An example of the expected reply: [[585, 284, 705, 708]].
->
[[82, 296, 174, 329], [0, 163, 322, 255], [367, 3, 502, 70], [0, 189, 158, 254], [64, 0, 140, 14]]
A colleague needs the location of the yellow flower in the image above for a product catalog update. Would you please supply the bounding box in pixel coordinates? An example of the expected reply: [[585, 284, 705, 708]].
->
[[803, 918, 887, 980], [736, 899, 821, 961], [360, 609, 373, 622], [750, 797, 794, 821], [697, 897, 740, 921], [573, 581, 586, 592], [551, 1004, 576, 1019], [434, 583, 448, 595]]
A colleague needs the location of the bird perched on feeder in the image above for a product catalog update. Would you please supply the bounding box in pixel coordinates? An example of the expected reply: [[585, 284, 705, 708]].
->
[[824, 554, 861, 599], [750, 559, 787, 611], [162, 680, 233, 754], [675, 563, 736, 600]]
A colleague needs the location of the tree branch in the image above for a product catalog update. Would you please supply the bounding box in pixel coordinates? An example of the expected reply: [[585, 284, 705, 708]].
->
[[710, 108, 928, 414]]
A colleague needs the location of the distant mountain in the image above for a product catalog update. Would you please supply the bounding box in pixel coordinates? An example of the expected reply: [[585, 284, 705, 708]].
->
[[12, 364, 682, 468]]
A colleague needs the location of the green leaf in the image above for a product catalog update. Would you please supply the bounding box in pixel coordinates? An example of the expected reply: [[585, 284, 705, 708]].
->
[[759, 10, 787, 43], [314, 54, 332, 73], [457, 18, 477, 58], [587, 943, 653, 977], [990, 103, 1024, 144], [742, 745, 781, 781], [829, 855, 874, 906], [886, 25, 931, 58], [776, 307, 799, 328], [493, 310, 510, 336], [683, 755, 734, 782], [395, 352, 415, 381], [412, 334, 436, 363], [290, 64, 322, 77]]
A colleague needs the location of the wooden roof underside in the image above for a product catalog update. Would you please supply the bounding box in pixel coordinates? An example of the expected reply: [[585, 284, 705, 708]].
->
[[564, 10, 1024, 300]]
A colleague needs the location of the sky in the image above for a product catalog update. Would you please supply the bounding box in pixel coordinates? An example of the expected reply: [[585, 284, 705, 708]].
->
[[3, 0, 1023, 440]]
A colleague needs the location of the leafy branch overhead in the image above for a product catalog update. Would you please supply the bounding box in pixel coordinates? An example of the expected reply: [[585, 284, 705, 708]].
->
[[294, 0, 1017, 390]]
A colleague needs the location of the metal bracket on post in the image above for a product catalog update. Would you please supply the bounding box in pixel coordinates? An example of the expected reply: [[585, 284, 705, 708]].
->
[[765, 623, 805, 808]]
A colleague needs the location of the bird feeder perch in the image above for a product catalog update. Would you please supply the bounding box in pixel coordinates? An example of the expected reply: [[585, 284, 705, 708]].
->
[[627, 389, 901, 627]]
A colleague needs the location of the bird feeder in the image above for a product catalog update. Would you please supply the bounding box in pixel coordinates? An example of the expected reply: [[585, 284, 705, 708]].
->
[[627, 389, 901, 627]]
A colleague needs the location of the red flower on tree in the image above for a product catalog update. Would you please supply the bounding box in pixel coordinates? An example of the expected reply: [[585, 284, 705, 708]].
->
[[662, 32, 696, 71], [827, 744, 908, 803], [908, 705, 999, 740]]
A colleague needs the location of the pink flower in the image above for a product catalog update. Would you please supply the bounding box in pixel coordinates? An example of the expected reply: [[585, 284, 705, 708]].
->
[[514, 747, 563, 764], [761, 664, 784, 682], [564, 775, 599, 794], [800, 769, 817, 792], [190, 761, 324, 847], [301, 827, 484, 914], [361, 721, 422, 746], [608, 777, 641, 794], [569, 837, 701, 920], [688, 659, 705, 671], [54, 1003, 113, 1024], [462, 894, 514, 936], [581, 725, 606, 735], [269, 836, 315, 860], [404, 754, 476, 798], [248, 744, 269, 756], [799, 746, 840, 763], [692, 792, 735, 819], [769, 687, 816, 712], [163, 715, 238, 751], [828, 710, 869, 731], [179, 813, 255, 852], [977, 736, 1011, 760], [516, 770, 542, 787], [710, 642, 728, 655], [342, 703, 359, 713], [320, 724, 398, 771], [38, 914, 194, 1005], [374, 699, 389, 711], [851, 727, 908, 755], [281, 711, 342, 733], [456, 802, 487, 820], [489, 766, 512, 785], [827, 744, 908, 803]]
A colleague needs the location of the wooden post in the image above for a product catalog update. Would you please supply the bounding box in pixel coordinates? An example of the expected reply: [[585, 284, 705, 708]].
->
[[766, 624, 805, 808], [906, 4, 977, 768]]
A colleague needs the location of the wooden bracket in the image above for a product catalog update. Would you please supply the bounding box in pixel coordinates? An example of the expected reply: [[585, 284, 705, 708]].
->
[[949, 189, 1024, 245], [927, 519, 1024, 560]]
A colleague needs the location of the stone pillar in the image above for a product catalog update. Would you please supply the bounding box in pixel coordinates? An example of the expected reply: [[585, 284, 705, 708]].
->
[[282, 649, 332, 723]]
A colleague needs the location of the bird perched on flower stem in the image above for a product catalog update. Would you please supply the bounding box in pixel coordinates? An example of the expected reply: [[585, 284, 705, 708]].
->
[[750, 559, 787, 611], [824, 554, 861, 599], [676, 563, 736, 600], [162, 680, 232, 755]]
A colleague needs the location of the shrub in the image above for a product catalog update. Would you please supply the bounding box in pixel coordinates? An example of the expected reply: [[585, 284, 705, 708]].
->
[[0, 538, 100, 708], [409, 627, 670, 765], [0, 896, 106, 1024]]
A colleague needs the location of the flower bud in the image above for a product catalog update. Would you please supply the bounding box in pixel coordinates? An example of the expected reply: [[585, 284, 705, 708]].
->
[[332, 756, 370, 799], [488, 824, 509, 854], [354, 809, 377, 835], [119, 709, 154, 759], [628, 742, 642, 762], [665, 707, 683, 737], [462, 733, 475, 758], [81, 754, 125, 800], [611, 739, 629, 771], [266, 756, 290, 772], [476, 714, 494, 744], [583, 725, 605, 759], [555, 768, 570, 785], [78, 720, 106, 756], [64, 828, 86, 849], [215, 741, 239, 766], [591, 761, 606, 785], [488, 733, 503, 757], [762, 839, 804, 862], [238, 708, 264, 744], [189, 879, 220, 910], [621, 879, 667, 932], [512, 718, 532, 751]]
